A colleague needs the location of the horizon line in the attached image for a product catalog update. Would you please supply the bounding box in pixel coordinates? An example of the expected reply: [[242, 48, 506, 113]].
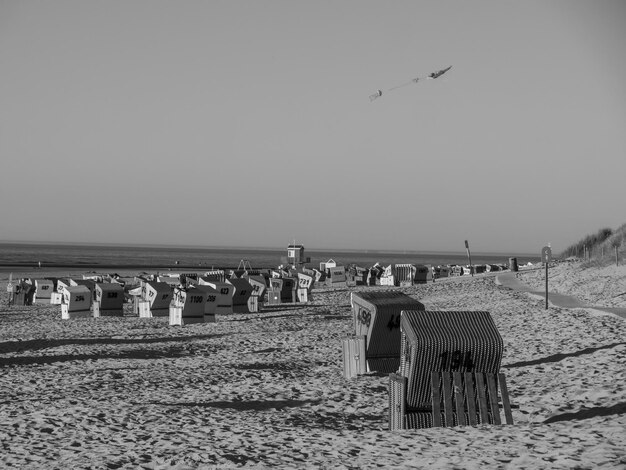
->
[[0, 239, 539, 257]]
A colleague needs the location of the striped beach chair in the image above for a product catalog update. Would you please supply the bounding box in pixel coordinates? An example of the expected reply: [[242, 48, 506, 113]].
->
[[389, 310, 513, 429]]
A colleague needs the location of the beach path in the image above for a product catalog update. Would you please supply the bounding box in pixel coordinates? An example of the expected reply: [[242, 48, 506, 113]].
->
[[496, 272, 626, 319]]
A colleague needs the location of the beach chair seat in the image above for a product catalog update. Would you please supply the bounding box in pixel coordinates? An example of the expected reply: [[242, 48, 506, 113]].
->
[[389, 371, 514, 429]]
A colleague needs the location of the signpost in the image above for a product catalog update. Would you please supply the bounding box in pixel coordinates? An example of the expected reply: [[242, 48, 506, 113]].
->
[[541, 246, 552, 309], [464, 240, 473, 277]]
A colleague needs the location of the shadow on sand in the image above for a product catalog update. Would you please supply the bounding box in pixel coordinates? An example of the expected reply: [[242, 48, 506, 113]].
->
[[0, 333, 230, 354], [544, 402, 626, 424], [503, 342, 626, 368], [145, 398, 321, 412]]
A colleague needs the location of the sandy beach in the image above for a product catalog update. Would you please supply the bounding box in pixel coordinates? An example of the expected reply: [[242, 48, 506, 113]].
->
[[1, 266, 624, 469]]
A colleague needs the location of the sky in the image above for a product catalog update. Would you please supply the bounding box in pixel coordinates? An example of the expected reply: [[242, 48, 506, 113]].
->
[[1, 1, 625, 254]]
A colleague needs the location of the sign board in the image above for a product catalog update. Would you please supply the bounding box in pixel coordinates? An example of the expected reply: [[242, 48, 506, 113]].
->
[[541, 246, 552, 264]]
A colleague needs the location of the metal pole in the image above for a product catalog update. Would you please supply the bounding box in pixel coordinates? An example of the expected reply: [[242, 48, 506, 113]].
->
[[465, 240, 473, 277], [546, 263, 548, 310]]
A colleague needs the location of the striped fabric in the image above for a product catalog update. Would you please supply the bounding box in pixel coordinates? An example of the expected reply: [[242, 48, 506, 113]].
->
[[351, 291, 425, 363], [399, 310, 503, 410], [404, 412, 435, 429]]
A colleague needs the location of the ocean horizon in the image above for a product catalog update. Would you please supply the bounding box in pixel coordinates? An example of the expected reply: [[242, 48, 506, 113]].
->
[[0, 241, 539, 271]]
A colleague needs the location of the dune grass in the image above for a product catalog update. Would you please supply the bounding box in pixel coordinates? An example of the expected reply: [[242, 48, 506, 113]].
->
[[561, 223, 625, 266]]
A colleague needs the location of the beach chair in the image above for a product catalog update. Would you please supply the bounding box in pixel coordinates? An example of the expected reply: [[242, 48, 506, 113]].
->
[[227, 278, 253, 313], [388, 310, 510, 430], [342, 291, 424, 377], [93, 282, 124, 317], [139, 281, 173, 317], [170, 286, 207, 325]]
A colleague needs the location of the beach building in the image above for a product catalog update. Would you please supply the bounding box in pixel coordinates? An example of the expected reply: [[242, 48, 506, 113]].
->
[[320, 259, 336, 273], [284, 244, 310, 267]]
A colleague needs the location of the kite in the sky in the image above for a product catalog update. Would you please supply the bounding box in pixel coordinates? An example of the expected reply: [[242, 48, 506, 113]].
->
[[368, 89, 383, 101], [369, 65, 452, 101]]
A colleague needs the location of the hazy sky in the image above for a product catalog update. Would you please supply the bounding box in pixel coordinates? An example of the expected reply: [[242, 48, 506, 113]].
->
[[1, 1, 624, 254]]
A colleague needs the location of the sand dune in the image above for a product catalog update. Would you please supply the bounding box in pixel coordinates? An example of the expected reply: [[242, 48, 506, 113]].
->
[[0, 268, 624, 469]]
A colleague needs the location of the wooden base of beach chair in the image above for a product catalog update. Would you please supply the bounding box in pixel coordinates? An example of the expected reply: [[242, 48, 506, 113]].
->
[[61, 305, 92, 320], [93, 302, 123, 317], [431, 371, 514, 427], [169, 307, 204, 325], [389, 371, 513, 430]]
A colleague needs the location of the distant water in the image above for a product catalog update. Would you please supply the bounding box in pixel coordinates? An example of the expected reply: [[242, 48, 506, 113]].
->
[[0, 242, 538, 271]]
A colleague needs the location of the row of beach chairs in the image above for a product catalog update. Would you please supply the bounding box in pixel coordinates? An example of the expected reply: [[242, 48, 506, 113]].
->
[[9, 270, 317, 323]]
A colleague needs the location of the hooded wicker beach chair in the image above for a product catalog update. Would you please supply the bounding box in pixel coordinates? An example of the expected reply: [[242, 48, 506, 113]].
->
[[389, 310, 513, 429], [343, 291, 425, 378]]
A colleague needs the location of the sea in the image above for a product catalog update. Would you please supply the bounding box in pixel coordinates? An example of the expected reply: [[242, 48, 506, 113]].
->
[[0, 242, 538, 272]]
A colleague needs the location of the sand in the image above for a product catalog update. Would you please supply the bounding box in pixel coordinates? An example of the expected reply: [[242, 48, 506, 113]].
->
[[0, 267, 624, 469]]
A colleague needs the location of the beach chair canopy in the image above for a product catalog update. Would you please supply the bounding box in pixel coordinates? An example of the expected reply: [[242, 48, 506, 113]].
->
[[399, 310, 503, 410]]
